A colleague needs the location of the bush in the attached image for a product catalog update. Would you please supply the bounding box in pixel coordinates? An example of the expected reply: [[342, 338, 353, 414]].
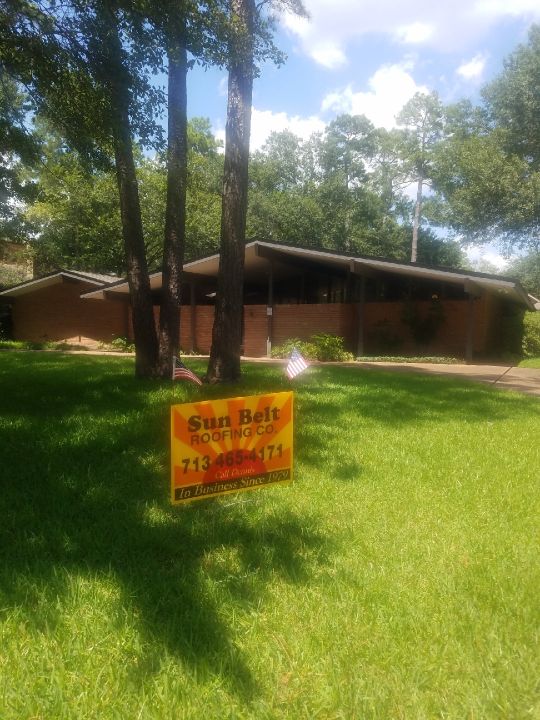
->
[[522, 312, 540, 358], [310, 333, 354, 361], [271, 334, 353, 362], [271, 338, 318, 361], [100, 336, 135, 353]]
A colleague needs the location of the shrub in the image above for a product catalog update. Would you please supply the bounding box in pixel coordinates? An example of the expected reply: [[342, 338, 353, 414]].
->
[[271, 334, 353, 362], [99, 336, 135, 353], [311, 333, 354, 361], [111, 337, 135, 353], [271, 338, 318, 360], [522, 312, 540, 358]]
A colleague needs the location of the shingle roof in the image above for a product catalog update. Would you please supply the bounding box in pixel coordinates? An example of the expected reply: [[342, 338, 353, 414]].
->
[[0, 269, 120, 298]]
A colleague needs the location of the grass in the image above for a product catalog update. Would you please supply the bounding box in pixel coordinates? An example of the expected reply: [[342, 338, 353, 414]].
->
[[0, 352, 539, 719], [0, 339, 91, 352], [519, 357, 540, 369]]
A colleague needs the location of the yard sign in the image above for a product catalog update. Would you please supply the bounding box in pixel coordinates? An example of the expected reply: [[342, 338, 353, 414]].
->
[[171, 391, 293, 504]]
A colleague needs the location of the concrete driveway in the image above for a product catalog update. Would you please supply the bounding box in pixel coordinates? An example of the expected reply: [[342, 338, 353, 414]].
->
[[246, 355, 540, 397], [355, 361, 540, 397]]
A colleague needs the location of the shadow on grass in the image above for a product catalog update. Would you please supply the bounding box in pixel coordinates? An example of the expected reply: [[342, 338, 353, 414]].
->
[[285, 363, 540, 475], [1, 353, 538, 699], [0, 353, 329, 702]]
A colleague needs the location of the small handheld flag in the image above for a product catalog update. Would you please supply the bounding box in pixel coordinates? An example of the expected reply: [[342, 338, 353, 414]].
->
[[286, 347, 308, 380], [172, 356, 203, 385]]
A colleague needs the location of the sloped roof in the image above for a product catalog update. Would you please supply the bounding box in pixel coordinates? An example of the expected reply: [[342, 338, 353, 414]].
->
[[81, 241, 538, 311], [0, 270, 119, 298]]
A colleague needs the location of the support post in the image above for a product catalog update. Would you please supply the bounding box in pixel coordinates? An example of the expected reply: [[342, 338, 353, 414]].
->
[[190, 281, 196, 354], [356, 274, 365, 358], [466, 292, 475, 363], [266, 263, 273, 357]]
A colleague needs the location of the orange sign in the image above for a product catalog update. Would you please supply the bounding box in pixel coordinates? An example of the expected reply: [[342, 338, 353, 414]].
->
[[170, 391, 293, 504]]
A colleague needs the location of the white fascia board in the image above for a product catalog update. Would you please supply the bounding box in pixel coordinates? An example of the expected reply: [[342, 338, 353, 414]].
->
[[0, 271, 104, 298]]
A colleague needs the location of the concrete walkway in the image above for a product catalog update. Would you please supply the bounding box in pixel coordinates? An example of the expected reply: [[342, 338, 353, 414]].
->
[[354, 361, 540, 397]]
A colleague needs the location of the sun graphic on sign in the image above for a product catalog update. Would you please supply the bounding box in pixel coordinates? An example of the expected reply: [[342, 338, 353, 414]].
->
[[170, 392, 293, 503]]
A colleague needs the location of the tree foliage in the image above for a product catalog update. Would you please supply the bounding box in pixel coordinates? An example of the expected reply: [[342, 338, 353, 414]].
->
[[507, 250, 540, 298], [396, 91, 444, 262], [434, 25, 540, 254], [0, 76, 40, 244]]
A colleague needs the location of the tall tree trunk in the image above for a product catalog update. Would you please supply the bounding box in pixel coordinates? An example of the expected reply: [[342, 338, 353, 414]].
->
[[158, 19, 188, 378], [206, 0, 254, 383], [411, 174, 423, 263], [106, 10, 159, 377], [113, 129, 159, 377]]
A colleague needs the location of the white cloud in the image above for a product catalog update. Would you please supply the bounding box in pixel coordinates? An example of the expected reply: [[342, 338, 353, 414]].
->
[[321, 63, 428, 129], [311, 42, 348, 69], [250, 109, 326, 150], [281, 0, 540, 68], [213, 63, 424, 152], [218, 76, 228, 97], [466, 245, 509, 272], [214, 108, 326, 153], [474, 0, 540, 18], [456, 53, 488, 81], [394, 22, 434, 45]]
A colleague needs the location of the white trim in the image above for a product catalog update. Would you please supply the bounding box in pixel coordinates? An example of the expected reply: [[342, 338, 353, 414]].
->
[[0, 271, 109, 298]]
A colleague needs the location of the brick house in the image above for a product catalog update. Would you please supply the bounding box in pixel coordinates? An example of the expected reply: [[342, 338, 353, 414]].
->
[[82, 241, 539, 361], [0, 270, 127, 346]]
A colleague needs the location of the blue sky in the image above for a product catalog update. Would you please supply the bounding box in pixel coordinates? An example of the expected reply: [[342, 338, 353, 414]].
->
[[187, 0, 540, 147], [185, 0, 540, 266]]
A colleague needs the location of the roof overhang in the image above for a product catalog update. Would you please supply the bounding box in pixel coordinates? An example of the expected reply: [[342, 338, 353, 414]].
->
[[0, 271, 113, 298], [80, 241, 538, 311]]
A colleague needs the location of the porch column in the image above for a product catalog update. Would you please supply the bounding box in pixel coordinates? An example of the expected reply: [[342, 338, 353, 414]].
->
[[190, 281, 196, 354], [465, 292, 476, 363], [356, 274, 365, 358], [266, 263, 274, 357]]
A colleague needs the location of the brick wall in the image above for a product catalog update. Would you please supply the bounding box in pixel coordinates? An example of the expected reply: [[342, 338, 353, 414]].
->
[[11, 278, 128, 346], [362, 297, 492, 357], [243, 305, 268, 356], [179, 305, 215, 353], [475, 293, 500, 355], [139, 296, 496, 359], [273, 303, 358, 351], [177, 305, 268, 356]]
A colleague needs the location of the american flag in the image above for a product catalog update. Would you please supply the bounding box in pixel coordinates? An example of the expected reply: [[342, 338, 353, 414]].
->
[[172, 356, 203, 385], [286, 348, 308, 380]]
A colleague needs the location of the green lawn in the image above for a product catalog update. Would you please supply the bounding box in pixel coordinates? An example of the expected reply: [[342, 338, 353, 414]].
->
[[519, 357, 540, 369], [1, 352, 539, 719]]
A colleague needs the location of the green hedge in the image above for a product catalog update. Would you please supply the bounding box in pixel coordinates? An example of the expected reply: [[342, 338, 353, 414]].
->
[[522, 312, 540, 358]]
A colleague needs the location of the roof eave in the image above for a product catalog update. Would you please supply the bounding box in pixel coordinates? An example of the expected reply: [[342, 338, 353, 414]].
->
[[0, 271, 112, 298]]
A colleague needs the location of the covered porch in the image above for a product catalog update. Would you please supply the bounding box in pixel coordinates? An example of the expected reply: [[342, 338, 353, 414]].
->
[[82, 241, 539, 361]]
